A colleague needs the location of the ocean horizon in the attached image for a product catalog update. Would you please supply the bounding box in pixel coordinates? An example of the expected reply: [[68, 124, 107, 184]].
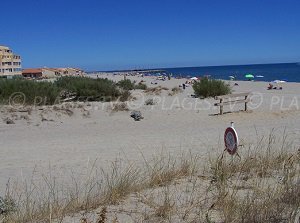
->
[[89, 62, 300, 83]]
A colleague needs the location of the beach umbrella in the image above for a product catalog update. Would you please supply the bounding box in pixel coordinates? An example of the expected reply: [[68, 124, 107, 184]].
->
[[229, 75, 235, 80], [272, 80, 286, 84], [245, 74, 254, 79]]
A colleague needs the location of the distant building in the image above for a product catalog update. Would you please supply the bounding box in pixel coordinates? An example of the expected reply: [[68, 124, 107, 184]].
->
[[56, 67, 86, 77], [0, 45, 22, 78], [22, 68, 57, 79], [22, 67, 86, 79]]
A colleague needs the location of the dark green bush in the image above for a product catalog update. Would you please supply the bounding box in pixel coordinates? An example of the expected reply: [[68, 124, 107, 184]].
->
[[135, 82, 147, 90], [0, 79, 60, 105], [0, 77, 124, 105], [118, 79, 147, 90], [55, 76, 121, 101], [192, 78, 231, 98], [117, 79, 135, 90]]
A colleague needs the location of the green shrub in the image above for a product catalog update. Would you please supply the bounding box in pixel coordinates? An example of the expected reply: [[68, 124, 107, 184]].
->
[[117, 79, 135, 90], [0, 77, 124, 105], [118, 79, 147, 90], [0, 79, 60, 105], [55, 76, 121, 101], [192, 78, 231, 98], [135, 82, 147, 90]]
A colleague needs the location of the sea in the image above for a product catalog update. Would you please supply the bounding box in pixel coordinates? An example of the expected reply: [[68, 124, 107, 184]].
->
[[162, 63, 300, 82], [91, 63, 300, 83]]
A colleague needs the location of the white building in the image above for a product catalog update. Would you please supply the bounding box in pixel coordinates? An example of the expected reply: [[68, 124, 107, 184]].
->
[[0, 45, 22, 78]]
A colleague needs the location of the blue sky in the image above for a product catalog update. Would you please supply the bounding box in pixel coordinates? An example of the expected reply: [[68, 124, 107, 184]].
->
[[1, 0, 300, 71]]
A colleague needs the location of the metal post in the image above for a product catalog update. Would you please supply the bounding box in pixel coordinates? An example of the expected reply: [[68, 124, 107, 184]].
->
[[220, 99, 223, 115]]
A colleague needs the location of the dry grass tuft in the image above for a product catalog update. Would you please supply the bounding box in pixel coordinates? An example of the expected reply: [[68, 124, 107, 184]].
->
[[109, 102, 129, 112], [1, 152, 196, 222], [96, 207, 107, 223], [144, 86, 169, 95], [168, 87, 183, 96], [206, 133, 300, 223], [144, 98, 155, 106]]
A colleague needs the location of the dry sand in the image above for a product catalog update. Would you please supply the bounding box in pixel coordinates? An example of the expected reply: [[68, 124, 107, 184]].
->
[[0, 74, 300, 194]]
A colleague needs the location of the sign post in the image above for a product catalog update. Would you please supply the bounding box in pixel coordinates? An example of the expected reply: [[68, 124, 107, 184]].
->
[[224, 122, 239, 155]]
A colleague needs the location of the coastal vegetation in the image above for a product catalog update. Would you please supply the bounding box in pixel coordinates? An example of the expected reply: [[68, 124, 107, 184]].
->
[[0, 77, 131, 105], [117, 79, 147, 90], [0, 79, 60, 105], [1, 134, 299, 222], [193, 78, 231, 98], [56, 76, 121, 102]]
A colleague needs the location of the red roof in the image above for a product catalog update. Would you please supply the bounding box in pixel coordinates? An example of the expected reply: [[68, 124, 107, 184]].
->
[[22, 68, 42, 74]]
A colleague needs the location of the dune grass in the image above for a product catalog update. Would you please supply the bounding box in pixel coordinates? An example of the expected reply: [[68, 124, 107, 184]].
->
[[0, 133, 299, 222]]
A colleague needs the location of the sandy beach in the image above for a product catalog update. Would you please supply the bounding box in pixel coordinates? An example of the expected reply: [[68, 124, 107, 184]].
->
[[0, 74, 299, 192]]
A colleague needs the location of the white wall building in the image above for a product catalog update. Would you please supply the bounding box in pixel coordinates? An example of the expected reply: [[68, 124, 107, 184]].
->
[[0, 45, 22, 78]]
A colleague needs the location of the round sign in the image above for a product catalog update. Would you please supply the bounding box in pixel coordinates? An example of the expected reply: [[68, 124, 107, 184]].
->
[[224, 127, 239, 155]]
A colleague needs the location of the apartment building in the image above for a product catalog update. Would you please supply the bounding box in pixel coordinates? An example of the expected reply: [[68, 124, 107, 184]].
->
[[0, 45, 22, 78]]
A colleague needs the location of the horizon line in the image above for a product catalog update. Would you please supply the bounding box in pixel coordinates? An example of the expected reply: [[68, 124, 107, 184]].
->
[[87, 61, 299, 73]]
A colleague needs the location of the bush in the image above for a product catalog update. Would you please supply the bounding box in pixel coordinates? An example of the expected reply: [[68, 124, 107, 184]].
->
[[117, 79, 135, 90], [0, 77, 124, 105], [0, 79, 60, 105], [55, 76, 121, 102], [135, 82, 147, 90], [118, 79, 147, 90], [192, 78, 231, 98]]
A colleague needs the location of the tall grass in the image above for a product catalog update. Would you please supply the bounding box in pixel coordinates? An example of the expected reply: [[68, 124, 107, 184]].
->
[[206, 134, 300, 223], [1, 152, 197, 222], [0, 133, 299, 222], [193, 78, 231, 98]]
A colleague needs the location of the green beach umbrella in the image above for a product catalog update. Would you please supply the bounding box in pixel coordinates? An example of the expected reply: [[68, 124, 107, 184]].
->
[[245, 74, 254, 79]]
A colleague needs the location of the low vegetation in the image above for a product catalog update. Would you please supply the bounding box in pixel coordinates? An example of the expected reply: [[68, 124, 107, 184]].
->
[[145, 98, 155, 105], [0, 133, 299, 222], [0, 77, 131, 106], [56, 76, 121, 102], [0, 79, 60, 105], [193, 77, 231, 98], [134, 82, 147, 90], [117, 79, 135, 90], [145, 86, 169, 95], [109, 102, 129, 112], [117, 79, 147, 90], [169, 87, 183, 96]]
